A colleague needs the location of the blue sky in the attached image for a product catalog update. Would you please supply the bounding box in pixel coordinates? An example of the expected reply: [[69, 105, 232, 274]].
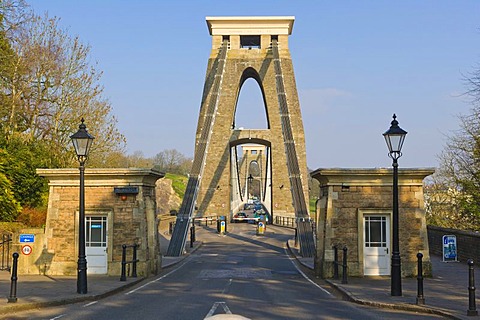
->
[[28, 1, 480, 169]]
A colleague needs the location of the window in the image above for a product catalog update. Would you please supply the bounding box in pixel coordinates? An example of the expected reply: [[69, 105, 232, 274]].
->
[[240, 35, 260, 49], [364, 216, 387, 248], [86, 216, 107, 247]]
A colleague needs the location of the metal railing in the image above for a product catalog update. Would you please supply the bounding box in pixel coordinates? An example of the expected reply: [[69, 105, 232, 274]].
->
[[333, 245, 348, 284], [271, 39, 315, 257], [194, 216, 218, 226], [120, 244, 138, 281], [0, 234, 12, 271], [166, 40, 229, 257]]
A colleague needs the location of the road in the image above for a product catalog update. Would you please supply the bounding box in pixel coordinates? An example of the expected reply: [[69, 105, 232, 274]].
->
[[5, 223, 444, 319]]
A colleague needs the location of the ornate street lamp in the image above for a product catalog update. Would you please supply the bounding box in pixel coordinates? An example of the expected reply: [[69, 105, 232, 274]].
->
[[247, 174, 254, 199], [383, 114, 407, 297], [70, 118, 94, 294]]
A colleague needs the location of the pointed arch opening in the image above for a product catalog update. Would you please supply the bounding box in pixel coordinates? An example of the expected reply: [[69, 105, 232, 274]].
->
[[233, 68, 270, 130], [229, 139, 273, 220]]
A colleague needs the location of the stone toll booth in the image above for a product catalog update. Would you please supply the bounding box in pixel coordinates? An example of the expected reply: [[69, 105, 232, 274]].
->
[[20, 168, 165, 276], [311, 168, 434, 278]]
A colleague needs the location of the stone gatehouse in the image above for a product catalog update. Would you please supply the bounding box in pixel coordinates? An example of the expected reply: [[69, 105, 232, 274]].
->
[[14, 168, 164, 276], [311, 168, 434, 278]]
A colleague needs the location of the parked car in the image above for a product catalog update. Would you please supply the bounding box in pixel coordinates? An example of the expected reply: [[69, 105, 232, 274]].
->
[[243, 203, 254, 210], [232, 212, 249, 223]]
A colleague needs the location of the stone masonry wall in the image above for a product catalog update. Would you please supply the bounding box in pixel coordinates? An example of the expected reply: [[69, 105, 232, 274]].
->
[[195, 38, 309, 220], [428, 225, 480, 263]]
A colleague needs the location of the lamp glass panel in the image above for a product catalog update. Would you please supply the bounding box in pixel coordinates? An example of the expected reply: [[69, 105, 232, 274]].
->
[[72, 138, 92, 157], [385, 134, 405, 153]]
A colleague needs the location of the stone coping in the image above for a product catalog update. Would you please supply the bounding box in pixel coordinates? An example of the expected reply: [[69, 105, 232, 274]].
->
[[206, 16, 295, 36], [311, 167, 435, 186], [36, 168, 164, 187]]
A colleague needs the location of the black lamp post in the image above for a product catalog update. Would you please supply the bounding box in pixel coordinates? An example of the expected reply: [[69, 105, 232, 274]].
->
[[70, 118, 94, 294], [383, 114, 407, 297], [247, 174, 253, 198]]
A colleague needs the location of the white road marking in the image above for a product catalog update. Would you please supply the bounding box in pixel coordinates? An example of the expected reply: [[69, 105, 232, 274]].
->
[[125, 259, 189, 295], [83, 301, 98, 307], [205, 301, 232, 318], [49, 314, 66, 319], [284, 247, 332, 296]]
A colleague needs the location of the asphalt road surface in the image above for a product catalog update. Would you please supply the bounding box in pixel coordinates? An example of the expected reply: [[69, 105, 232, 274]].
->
[[5, 224, 444, 320]]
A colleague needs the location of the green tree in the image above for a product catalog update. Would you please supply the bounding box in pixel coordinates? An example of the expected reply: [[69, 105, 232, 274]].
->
[[0, 172, 21, 221], [0, 2, 127, 222], [0, 148, 22, 221], [126, 151, 153, 168], [9, 13, 126, 166], [153, 149, 191, 175], [432, 63, 480, 230], [2, 138, 49, 207]]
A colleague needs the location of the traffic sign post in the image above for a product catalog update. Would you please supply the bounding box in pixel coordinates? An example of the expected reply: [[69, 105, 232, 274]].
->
[[21, 245, 32, 256]]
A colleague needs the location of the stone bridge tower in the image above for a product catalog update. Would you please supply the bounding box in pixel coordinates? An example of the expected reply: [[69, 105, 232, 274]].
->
[[195, 16, 309, 219]]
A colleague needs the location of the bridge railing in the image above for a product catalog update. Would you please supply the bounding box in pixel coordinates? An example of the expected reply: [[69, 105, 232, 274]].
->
[[194, 216, 219, 226], [0, 234, 12, 271], [273, 216, 297, 228]]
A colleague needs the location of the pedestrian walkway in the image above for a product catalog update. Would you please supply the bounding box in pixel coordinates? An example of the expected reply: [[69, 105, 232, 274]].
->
[[0, 228, 478, 319], [0, 238, 200, 317], [287, 240, 479, 320]]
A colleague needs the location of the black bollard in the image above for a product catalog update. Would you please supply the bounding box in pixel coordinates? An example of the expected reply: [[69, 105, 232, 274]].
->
[[8, 252, 19, 303], [294, 228, 298, 247], [342, 246, 348, 284], [120, 244, 127, 281], [132, 244, 137, 278], [416, 253, 425, 305], [333, 246, 339, 279], [190, 226, 194, 248], [467, 259, 478, 316]]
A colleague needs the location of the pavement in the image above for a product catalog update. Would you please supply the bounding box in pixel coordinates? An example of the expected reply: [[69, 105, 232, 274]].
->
[[0, 227, 478, 320], [288, 239, 479, 320], [0, 234, 201, 317]]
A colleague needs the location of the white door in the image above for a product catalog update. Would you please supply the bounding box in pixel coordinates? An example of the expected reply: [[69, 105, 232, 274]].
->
[[363, 215, 390, 276], [85, 216, 108, 274]]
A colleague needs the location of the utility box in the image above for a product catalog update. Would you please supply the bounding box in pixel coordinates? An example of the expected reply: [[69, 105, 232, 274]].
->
[[257, 221, 266, 235], [217, 216, 227, 234]]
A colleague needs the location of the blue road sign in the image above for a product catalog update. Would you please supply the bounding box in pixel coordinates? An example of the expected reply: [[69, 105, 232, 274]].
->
[[19, 234, 35, 243]]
